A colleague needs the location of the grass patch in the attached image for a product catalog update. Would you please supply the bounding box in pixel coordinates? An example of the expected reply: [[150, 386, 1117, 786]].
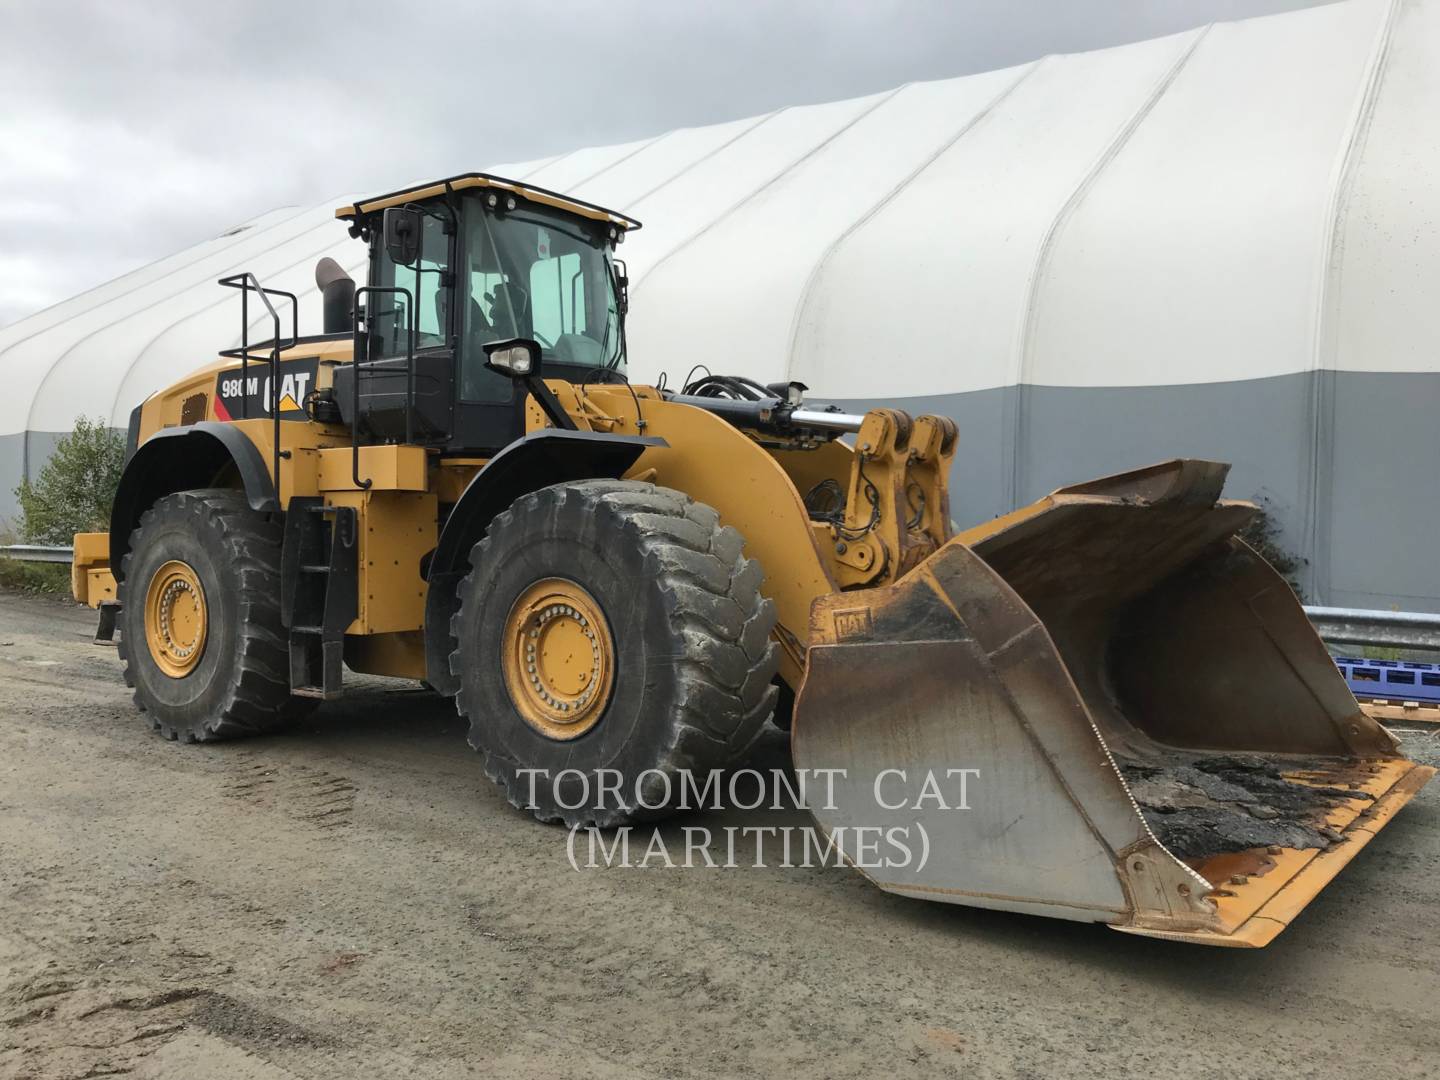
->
[[0, 557, 71, 594], [1357, 644, 1404, 662]]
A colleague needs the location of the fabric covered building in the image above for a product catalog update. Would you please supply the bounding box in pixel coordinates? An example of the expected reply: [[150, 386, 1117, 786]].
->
[[2, 0, 1435, 609]]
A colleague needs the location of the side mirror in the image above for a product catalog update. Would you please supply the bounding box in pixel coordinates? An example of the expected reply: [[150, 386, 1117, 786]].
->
[[613, 258, 629, 315], [383, 206, 423, 266], [483, 337, 542, 378]]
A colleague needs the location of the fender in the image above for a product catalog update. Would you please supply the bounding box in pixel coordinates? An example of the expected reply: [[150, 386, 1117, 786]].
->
[[424, 428, 666, 695], [109, 422, 277, 579]]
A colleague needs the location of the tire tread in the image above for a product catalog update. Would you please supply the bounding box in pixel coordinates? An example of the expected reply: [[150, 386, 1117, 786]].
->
[[118, 489, 310, 742], [451, 480, 778, 827]]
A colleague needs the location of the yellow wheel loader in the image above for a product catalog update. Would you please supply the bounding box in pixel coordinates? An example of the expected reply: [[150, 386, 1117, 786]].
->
[[72, 173, 1431, 947]]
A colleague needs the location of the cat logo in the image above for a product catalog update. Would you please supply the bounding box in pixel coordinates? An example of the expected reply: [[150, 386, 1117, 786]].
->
[[213, 358, 318, 422]]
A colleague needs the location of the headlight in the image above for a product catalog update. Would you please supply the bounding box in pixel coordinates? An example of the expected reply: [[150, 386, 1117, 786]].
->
[[491, 345, 533, 375], [483, 338, 541, 377]]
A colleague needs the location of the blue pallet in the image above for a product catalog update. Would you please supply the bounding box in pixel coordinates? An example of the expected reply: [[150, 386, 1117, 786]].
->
[[1335, 656, 1440, 705]]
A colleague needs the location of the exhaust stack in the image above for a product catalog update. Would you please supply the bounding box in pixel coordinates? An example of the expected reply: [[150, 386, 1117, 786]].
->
[[315, 257, 355, 335]]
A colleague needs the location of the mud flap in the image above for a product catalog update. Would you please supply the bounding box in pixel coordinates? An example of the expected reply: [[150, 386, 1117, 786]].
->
[[792, 460, 1434, 945], [94, 600, 122, 646]]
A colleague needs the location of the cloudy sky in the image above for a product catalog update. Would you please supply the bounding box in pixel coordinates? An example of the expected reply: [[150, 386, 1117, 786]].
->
[[1, 0, 1326, 328]]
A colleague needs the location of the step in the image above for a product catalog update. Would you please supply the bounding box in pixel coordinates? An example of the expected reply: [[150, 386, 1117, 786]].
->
[[291, 686, 340, 700]]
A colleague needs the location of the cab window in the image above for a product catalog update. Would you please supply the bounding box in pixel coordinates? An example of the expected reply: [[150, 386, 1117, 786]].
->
[[373, 213, 448, 358]]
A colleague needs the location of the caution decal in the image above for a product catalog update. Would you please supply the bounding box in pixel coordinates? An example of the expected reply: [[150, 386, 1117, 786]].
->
[[214, 358, 318, 422]]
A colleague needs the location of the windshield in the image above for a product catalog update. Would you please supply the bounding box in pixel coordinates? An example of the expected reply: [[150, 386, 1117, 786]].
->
[[462, 202, 622, 388]]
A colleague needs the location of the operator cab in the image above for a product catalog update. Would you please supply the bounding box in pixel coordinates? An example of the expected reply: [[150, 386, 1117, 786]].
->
[[331, 174, 640, 454]]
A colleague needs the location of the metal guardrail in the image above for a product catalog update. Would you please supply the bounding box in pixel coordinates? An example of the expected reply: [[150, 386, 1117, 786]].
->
[[0, 544, 74, 565], [1304, 606, 1440, 652]]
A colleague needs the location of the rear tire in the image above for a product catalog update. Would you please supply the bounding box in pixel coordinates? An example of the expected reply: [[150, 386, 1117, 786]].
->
[[451, 480, 778, 828], [118, 489, 312, 742]]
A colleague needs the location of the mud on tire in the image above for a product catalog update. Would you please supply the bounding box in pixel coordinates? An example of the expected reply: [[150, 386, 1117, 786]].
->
[[118, 489, 312, 742], [450, 480, 779, 828]]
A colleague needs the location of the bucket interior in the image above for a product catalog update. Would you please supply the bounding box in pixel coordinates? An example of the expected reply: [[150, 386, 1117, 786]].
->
[[970, 497, 1398, 867]]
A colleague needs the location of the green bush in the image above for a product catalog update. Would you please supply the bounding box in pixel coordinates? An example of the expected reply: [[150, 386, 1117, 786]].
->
[[3, 416, 124, 595], [14, 416, 125, 545], [0, 557, 70, 593]]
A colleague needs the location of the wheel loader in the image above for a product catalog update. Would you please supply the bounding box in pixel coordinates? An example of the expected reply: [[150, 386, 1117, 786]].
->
[[72, 172, 1432, 947]]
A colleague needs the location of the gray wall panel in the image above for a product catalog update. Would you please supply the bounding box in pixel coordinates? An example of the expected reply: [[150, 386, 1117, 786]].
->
[[1019, 376, 1313, 583], [0, 431, 24, 531], [1327, 372, 1439, 610], [829, 370, 1436, 612], [1, 431, 68, 531]]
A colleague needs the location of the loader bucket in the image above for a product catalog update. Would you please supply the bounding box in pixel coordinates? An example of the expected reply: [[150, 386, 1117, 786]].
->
[[792, 460, 1433, 947]]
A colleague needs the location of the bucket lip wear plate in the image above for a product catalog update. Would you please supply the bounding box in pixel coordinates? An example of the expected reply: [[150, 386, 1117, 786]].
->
[[1111, 758, 1435, 947]]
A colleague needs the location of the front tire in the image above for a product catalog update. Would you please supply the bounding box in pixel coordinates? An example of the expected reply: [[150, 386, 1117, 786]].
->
[[451, 480, 778, 827], [118, 489, 308, 742]]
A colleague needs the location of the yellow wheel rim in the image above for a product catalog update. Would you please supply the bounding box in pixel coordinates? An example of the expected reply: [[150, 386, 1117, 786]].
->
[[143, 559, 209, 678], [502, 578, 615, 741]]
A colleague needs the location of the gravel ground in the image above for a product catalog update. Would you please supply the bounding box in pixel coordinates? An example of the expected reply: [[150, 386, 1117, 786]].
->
[[1, 589, 1438, 1079]]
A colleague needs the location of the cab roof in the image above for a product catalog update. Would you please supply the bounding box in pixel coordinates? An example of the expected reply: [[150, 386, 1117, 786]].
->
[[335, 173, 642, 232]]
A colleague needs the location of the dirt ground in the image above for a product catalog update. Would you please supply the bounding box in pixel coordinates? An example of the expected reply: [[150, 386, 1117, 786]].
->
[[1, 590, 1438, 1080]]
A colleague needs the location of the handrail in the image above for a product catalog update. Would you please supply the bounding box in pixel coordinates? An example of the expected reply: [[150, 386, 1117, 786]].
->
[[217, 273, 299, 502]]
